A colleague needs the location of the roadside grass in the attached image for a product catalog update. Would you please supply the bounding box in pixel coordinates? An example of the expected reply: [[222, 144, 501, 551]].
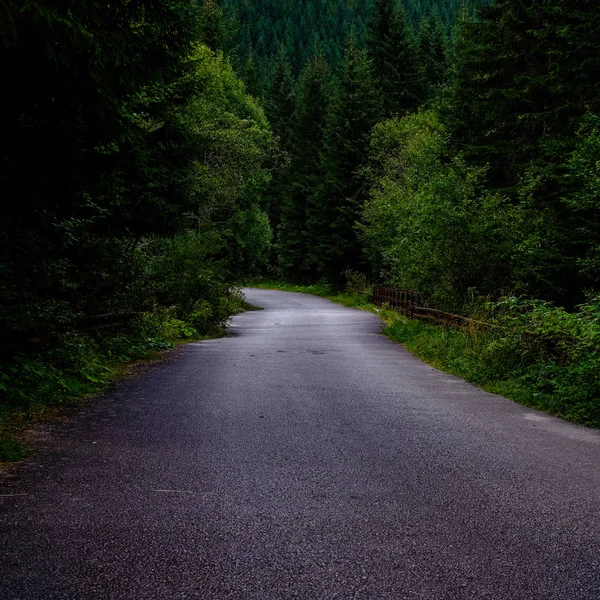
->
[[251, 282, 599, 428], [0, 294, 256, 463], [251, 280, 376, 311]]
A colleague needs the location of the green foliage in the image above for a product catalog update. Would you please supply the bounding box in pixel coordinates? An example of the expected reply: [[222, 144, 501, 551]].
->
[[343, 269, 372, 295], [242, 1, 600, 429], [367, 0, 425, 117], [266, 46, 296, 151], [223, 0, 480, 86], [0, 282, 249, 460], [305, 39, 381, 282], [383, 294, 600, 427], [224, 0, 480, 286], [223, 0, 375, 79], [418, 10, 450, 98], [198, 0, 227, 51], [0, 2, 272, 340], [0, 5, 274, 458], [442, 0, 600, 303], [563, 113, 600, 285], [278, 51, 332, 280], [361, 112, 520, 309], [242, 52, 263, 100], [1, 0, 204, 335], [262, 45, 296, 237]]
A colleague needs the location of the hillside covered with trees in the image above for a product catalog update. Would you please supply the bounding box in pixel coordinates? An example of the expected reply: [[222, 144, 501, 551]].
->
[[222, 0, 600, 312]]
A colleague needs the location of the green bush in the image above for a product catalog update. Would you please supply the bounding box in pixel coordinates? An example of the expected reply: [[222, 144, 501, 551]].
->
[[361, 112, 520, 311], [385, 296, 600, 427], [488, 298, 600, 425]]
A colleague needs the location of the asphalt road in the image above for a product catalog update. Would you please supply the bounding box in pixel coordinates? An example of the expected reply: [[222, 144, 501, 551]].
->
[[1, 288, 600, 599]]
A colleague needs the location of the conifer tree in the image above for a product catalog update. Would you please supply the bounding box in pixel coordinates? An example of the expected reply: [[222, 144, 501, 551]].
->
[[264, 45, 296, 241], [278, 51, 331, 279], [266, 45, 296, 152], [305, 38, 381, 280], [444, 0, 600, 302], [243, 52, 263, 100], [367, 0, 425, 117], [0, 0, 203, 333], [418, 10, 449, 98], [199, 0, 226, 52]]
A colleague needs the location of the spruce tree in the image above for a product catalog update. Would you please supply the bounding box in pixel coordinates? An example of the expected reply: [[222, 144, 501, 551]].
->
[[278, 51, 331, 280], [367, 0, 425, 117], [443, 0, 600, 302], [264, 45, 296, 241], [418, 10, 449, 99], [243, 52, 263, 100], [266, 45, 296, 152], [199, 0, 226, 52], [0, 0, 202, 334], [305, 38, 381, 281]]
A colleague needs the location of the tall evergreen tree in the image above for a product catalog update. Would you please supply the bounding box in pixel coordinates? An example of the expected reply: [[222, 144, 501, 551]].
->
[[264, 45, 296, 240], [367, 0, 425, 117], [418, 10, 450, 98], [199, 0, 226, 52], [305, 38, 381, 280], [0, 0, 203, 334], [443, 0, 600, 302], [278, 51, 332, 279], [445, 0, 600, 187], [243, 51, 263, 100], [266, 45, 296, 152]]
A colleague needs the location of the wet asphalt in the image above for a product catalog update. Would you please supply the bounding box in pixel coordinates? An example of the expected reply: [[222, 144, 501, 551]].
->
[[1, 288, 600, 599]]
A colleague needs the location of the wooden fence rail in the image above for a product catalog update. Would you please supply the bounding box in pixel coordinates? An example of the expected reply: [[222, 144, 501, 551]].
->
[[372, 287, 494, 330], [372, 288, 424, 318]]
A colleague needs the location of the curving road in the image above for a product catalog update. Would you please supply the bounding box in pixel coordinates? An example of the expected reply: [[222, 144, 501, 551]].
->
[[1, 288, 600, 599]]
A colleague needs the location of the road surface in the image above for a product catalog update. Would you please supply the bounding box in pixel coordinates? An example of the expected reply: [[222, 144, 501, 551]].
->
[[1, 288, 600, 599]]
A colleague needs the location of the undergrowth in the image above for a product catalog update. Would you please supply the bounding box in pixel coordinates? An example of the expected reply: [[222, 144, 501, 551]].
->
[[254, 281, 600, 429], [0, 290, 251, 462]]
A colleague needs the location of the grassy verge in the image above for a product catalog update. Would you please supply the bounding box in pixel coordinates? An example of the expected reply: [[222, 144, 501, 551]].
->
[[0, 295, 257, 463], [251, 282, 600, 428]]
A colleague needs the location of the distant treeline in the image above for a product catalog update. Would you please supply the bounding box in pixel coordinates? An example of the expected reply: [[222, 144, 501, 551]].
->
[[223, 0, 485, 90]]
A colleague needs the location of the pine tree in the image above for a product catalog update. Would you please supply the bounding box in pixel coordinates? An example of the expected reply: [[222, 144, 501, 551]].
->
[[263, 45, 296, 242], [418, 10, 449, 99], [199, 0, 226, 52], [305, 38, 381, 281], [443, 0, 600, 302], [367, 0, 425, 117], [266, 45, 296, 152], [278, 51, 331, 279], [243, 52, 263, 100], [0, 0, 202, 334]]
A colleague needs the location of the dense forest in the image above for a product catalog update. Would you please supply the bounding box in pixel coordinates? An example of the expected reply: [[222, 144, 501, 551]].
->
[[225, 0, 600, 312], [2, 0, 600, 436], [228, 0, 600, 425], [224, 0, 476, 83], [0, 0, 274, 423]]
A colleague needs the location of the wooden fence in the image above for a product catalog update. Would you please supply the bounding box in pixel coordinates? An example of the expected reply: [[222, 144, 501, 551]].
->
[[372, 288, 423, 317], [372, 288, 493, 330]]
